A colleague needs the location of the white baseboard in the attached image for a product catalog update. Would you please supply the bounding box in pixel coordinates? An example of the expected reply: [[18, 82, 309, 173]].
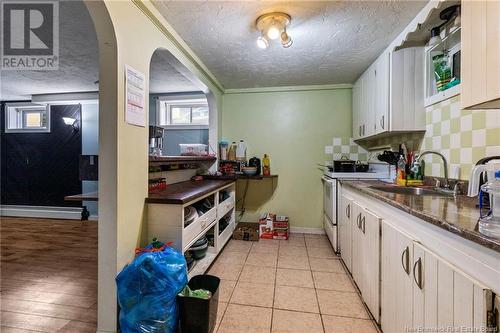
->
[[0, 205, 83, 220], [290, 227, 325, 235], [88, 214, 99, 221]]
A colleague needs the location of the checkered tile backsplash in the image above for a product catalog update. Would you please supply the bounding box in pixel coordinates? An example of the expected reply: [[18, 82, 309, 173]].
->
[[331, 137, 368, 161], [421, 95, 500, 180]]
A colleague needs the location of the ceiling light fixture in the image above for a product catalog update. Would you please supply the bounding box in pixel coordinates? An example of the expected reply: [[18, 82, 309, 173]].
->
[[256, 12, 292, 49], [256, 35, 269, 49]]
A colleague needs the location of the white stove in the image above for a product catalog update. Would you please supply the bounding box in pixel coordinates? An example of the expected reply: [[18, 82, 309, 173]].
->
[[322, 163, 391, 252]]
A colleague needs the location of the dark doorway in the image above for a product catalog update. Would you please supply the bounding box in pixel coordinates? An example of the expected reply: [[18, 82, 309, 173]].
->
[[1, 103, 82, 207]]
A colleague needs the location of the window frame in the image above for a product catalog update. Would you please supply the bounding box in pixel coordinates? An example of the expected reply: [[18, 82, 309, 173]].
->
[[4, 103, 51, 133], [157, 98, 209, 130]]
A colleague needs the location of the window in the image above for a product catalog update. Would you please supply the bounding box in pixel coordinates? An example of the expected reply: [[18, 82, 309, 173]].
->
[[158, 98, 209, 128], [5, 103, 50, 133]]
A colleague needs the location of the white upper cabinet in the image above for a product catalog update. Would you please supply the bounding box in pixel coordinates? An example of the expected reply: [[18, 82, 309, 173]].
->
[[352, 47, 425, 140], [461, 0, 500, 109]]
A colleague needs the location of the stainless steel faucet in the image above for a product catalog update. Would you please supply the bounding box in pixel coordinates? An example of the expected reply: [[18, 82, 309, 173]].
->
[[417, 151, 450, 189]]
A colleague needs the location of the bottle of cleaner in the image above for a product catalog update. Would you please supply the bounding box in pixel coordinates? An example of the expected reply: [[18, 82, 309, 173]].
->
[[262, 154, 271, 176], [397, 155, 407, 186]]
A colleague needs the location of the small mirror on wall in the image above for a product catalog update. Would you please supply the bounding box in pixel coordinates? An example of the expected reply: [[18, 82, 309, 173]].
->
[[4, 103, 51, 133]]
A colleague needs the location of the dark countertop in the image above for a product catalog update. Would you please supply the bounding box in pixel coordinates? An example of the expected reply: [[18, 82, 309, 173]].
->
[[146, 179, 234, 205], [340, 180, 500, 253], [149, 155, 217, 164]]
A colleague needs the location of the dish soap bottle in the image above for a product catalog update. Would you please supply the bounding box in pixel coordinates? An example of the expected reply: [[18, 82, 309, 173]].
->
[[408, 154, 423, 186], [397, 155, 407, 186], [262, 154, 271, 176]]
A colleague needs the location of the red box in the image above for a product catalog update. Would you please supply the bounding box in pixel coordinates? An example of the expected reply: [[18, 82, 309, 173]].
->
[[272, 215, 289, 240], [259, 213, 275, 239]]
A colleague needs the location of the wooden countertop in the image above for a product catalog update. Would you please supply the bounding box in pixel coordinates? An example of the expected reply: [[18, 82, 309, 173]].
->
[[146, 179, 235, 205]]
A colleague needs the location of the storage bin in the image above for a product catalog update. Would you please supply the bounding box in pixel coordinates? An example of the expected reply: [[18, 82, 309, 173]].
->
[[178, 275, 220, 333], [179, 144, 208, 156]]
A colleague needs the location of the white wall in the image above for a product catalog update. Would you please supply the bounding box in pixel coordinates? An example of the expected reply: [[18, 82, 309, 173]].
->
[[81, 102, 99, 216]]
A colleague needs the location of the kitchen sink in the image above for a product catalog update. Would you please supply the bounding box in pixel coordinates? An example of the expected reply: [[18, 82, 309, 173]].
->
[[369, 185, 453, 196]]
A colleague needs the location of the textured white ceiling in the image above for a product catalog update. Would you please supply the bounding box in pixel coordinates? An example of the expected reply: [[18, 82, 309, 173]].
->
[[152, 1, 428, 89], [1, 1, 199, 101]]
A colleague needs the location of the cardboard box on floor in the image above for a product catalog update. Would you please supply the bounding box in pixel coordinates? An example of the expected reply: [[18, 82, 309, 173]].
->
[[232, 222, 259, 241], [259, 213, 289, 240]]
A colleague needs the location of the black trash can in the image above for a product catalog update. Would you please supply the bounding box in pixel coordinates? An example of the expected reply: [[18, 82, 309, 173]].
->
[[177, 274, 220, 333]]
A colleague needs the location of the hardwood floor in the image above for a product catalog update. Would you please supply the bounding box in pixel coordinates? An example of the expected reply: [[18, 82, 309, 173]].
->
[[1, 217, 97, 332]]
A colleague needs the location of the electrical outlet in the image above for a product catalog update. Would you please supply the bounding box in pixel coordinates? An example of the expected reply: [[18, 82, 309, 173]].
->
[[325, 146, 333, 154]]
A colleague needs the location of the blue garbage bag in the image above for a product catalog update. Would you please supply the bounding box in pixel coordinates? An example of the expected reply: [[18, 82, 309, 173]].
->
[[116, 241, 188, 333]]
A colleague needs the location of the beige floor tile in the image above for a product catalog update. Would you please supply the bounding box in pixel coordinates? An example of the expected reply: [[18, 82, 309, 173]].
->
[[279, 234, 305, 247], [274, 285, 319, 313], [312, 271, 356, 292], [217, 304, 272, 333], [322, 315, 378, 333], [277, 255, 310, 270], [216, 301, 228, 328], [208, 262, 243, 281], [304, 234, 328, 240], [218, 279, 237, 302], [307, 246, 337, 259], [271, 309, 323, 333], [239, 265, 276, 284], [309, 258, 345, 273], [216, 251, 248, 265], [223, 240, 253, 253], [317, 290, 370, 319], [276, 268, 314, 288], [305, 237, 333, 248], [230, 281, 274, 307], [278, 244, 308, 257], [250, 243, 279, 255], [245, 251, 278, 267]]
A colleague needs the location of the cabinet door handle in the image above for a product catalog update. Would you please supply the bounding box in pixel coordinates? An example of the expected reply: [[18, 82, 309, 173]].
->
[[413, 257, 423, 289], [356, 213, 362, 229], [362, 124, 365, 136], [359, 126, 362, 137], [346, 204, 350, 219], [380, 115, 385, 130], [400, 246, 410, 275], [361, 216, 365, 234]]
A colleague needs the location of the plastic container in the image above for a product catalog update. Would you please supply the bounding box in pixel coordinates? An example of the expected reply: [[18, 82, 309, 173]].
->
[[178, 275, 220, 333], [236, 140, 247, 161], [180, 144, 208, 156], [479, 170, 500, 238], [219, 140, 229, 160], [228, 142, 237, 161]]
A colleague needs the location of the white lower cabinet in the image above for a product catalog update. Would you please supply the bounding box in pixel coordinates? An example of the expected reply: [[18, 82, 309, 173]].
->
[[351, 202, 381, 323], [381, 221, 494, 333]]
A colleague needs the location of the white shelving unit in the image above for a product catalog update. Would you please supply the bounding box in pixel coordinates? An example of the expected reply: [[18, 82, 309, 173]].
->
[[147, 181, 236, 277]]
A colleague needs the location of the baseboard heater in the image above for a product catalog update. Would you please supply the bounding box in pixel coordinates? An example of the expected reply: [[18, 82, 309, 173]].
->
[[0, 205, 84, 220]]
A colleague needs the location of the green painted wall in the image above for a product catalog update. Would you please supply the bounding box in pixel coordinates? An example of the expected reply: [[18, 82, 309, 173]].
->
[[221, 88, 352, 229]]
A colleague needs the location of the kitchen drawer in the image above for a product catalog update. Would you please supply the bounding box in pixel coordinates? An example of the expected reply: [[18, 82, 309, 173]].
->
[[217, 195, 235, 218], [324, 214, 337, 252], [218, 216, 235, 252], [183, 207, 217, 251]]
